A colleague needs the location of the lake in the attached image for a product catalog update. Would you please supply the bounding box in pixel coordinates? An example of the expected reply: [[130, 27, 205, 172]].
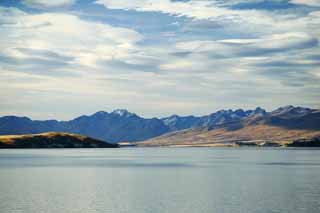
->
[[0, 148, 320, 213]]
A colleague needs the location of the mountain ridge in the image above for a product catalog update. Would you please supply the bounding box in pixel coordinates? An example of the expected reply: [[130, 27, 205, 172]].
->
[[140, 106, 320, 147], [0, 106, 318, 143]]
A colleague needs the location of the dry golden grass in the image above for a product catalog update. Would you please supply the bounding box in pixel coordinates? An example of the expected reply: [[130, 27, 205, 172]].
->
[[0, 132, 118, 148], [0, 132, 87, 145], [139, 125, 320, 147]]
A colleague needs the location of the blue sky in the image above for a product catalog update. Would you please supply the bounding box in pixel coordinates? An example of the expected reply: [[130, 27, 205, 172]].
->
[[0, 0, 319, 119]]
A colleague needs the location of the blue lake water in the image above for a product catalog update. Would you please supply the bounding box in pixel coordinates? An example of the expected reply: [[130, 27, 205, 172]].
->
[[0, 148, 320, 213]]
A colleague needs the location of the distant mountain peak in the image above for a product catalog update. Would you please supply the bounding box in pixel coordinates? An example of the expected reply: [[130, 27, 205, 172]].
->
[[111, 109, 136, 117], [92, 109, 137, 118], [1, 116, 31, 122], [253, 107, 267, 115], [272, 105, 312, 117], [276, 105, 295, 111], [162, 114, 180, 125], [164, 114, 180, 120], [274, 105, 301, 112], [92, 111, 109, 118], [94, 111, 108, 115], [255, 106, 264, 111]]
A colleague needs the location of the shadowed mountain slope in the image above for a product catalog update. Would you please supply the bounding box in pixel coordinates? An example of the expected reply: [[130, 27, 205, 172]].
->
[[0, 110, 169, 143]]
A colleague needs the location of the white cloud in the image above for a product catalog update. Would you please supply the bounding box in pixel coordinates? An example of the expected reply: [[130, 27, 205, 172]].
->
[[174, 32, 318, 59], [219, 32, 318, 51], [96, 0, 265, 21], [0, 7, 153, 119], [0, 7, 142, 70], [95, 0, 303, 29], [95, 0, 320, 48], [22, 0, 76, 9], [291, 0, 320, 6], [1, 2, 320, 118]]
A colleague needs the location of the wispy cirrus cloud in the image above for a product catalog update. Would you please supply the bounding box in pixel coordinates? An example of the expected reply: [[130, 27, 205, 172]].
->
[[173, 32, 318, 59], [22, 0, 77, 9], [95, 0, 316, 26], [95, 0, 278, 24], [291, 0, 320, 7], [95, 0, 320, 42], [0, 6, 142, 72]]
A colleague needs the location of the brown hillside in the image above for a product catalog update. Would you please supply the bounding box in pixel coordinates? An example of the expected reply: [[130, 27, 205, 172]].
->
[[139, 125, 320, 147], [0, 132, 118, 148]]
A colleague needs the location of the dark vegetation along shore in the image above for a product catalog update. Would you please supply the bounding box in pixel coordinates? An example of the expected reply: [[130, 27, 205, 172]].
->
[[0, 132, 319, 149], [287, 137, 320, 147], [0, 132, 118, 149], [232, 137, 320, 147], [135, 137, 320, 148]]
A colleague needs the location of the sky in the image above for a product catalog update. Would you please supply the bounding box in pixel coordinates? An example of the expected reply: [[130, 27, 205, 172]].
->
[[0, 0, 319, 120]]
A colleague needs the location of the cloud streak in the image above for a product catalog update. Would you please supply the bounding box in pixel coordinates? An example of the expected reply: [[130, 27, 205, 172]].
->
[[0, 7, 142, 71], [22, 0, 77, 9], [291, 0, 320, 7]]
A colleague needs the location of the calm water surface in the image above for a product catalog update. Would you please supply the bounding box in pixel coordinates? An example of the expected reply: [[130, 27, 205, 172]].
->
[[0, 148, 320, 213]]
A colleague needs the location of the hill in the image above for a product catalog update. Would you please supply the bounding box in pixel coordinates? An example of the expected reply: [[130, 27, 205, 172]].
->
[[0, 132, 118, 148], [139, 107, 320, 147], [139, 125, 320, 147]]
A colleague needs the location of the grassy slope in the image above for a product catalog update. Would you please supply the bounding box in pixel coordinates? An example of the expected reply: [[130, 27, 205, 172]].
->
[[139, 125, 320, 147], [0, 132, 118, 148]]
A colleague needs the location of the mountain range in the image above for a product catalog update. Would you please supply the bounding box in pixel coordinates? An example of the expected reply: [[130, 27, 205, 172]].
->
[[0, 106, 319, 144], [140, 106, 320, 147]]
